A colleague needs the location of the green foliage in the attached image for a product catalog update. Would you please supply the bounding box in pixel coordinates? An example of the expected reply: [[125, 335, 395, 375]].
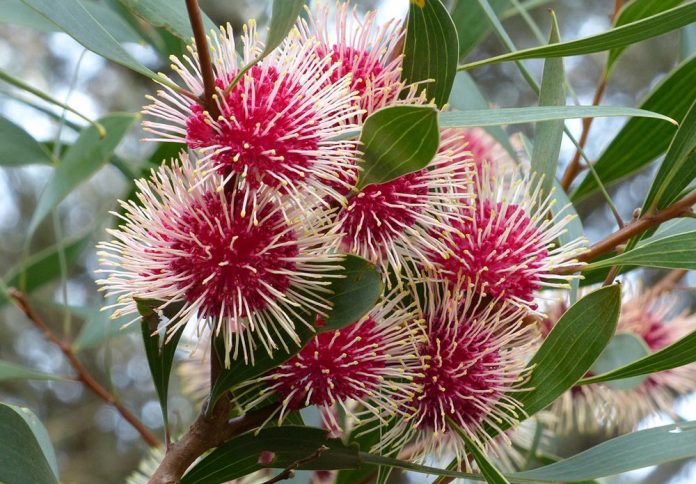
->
[[0, 115, 55, 166], [587, 230, 696, 270], [357, 105, 440, 189], [0, 360, 66, 382], [0, 403, 59, 484], [589, 333, 649, 390], [118, 0, 216, 40], [181, 426, 361, 484], [460, 2, 696, 69], [402, 0, 458, 107]]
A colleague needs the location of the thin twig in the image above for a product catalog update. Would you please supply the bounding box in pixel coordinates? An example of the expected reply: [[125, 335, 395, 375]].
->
[[261, 445, 330, 484], [646, 269, 689, 300], [8, 289, 160, 448], [185, 0, 219, 118]]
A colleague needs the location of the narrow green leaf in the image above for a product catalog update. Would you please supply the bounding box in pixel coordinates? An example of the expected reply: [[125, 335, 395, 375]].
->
[[459, 1, 696, 69], [20, 0, 155, 78], [262, 0, 305, 58], [402, 0, 459, 107], [0, 403, 59, 484], [208, 255, 382, 407], [448, 72, 518, 162], [181, 426, 360, 484], [72, 305, 139, 352], [357, 105, 440, 189], [589, 333, 649, 390], [511, 421, 696, 482], [608, 0, 684, 70], [137, 299, 186, 433], [0, 115, 55, 166], [438, 105, 677, 127], [455, 420, 510, 484], [586, 230, 696, 270], [0, 361, 65, 382], [1, 233, 91, 306], [530, 12, 564, 198], [516, 285, 620, 417], [551, 179, 585, 302], [359, 452, 488, 482], [572, 54, 696, 202], [28, 113, 135, 235], [118, 0, 216, 40], [581, 324, 696, 385], [642, 98, 696, 214]]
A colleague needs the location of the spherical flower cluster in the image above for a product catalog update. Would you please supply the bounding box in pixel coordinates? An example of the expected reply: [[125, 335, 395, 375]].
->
[[546, 286, 696, 435], [98, 2, 593, 469]]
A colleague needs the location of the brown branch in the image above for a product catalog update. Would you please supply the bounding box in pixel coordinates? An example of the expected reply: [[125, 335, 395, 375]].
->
[[646, 269, 689, 300], [149, 403, 280, 484], [8, 289, 160, 448], [261, 445, 329, 484], [185, 0, 219, 118], [561, 190, 696, 271]]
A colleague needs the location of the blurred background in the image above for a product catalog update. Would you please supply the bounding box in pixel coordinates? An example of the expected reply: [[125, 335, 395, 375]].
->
[[0, 0, 694, 482]]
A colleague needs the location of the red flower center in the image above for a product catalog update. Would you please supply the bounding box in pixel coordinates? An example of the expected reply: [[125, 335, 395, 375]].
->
[[166, 191, 298, 319], [185, 66, 320, 188], [318, 44, 385, 110]]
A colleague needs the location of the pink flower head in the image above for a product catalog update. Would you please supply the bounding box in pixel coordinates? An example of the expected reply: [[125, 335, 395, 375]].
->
[[433, 169, 586, 311], [378, 283, 538, 466], [143, 22, 361, 205], [549, 286, 696, 435], [243, 291, 423, 429], [96, 153, 343, 364], [334, 129, 474, 277], [298, 2, 426, 122]]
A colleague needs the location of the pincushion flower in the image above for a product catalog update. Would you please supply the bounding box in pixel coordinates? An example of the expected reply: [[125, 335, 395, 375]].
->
[[143, 22, 361, 204], [333, 129, 474, 277], [433, 168, 587, 311], [378, 282, 539, 467], [96, 153, 343, 364], [548, 287, 696, 435], [239, 291, 424, 430]]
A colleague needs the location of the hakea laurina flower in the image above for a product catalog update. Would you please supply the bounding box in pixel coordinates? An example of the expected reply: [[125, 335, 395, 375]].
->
[[333, 129, 474, 277], [142, 21, 361, 205], [96, 153, 344, 364], [547, 287, 696, 435], [432, 168, 587, 311], [237, 291, 424, 431], [297, 2, 426, 122], [377, 282, 539, 468]]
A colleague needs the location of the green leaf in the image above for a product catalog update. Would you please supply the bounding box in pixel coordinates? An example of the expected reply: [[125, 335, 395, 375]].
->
[[0, 115, 55, 166], [0, 361, 65, 382], [137, 299, 186, 434], [359, 452, 487, 482], [448, 72, 518, 162], [516, 285, 621, 417], [1, 233, 91, 306], [72, 305, 139, 352], [530, 12, 564, 198], [357, 105, 440, 189], [208, 255, 382, 407], [118, 0, 216, 41], [20, 0, 156, 78], [262, 0, 305, 59], [511, 421, 696, 481], [551, 179, 585, 302], [581, 324, 696, 386], [439, 105, 677, 127], [459, 2, 696, 69], [319, 255, 383, 332], [0, 403, 59, 484], [572, 54, 696, 202], [28, 113, 135, 235], [641, 98, 696, 214], [401, 0, 458, 107], [585, 230, 696, 270], [181, 426, 360, 484], [456, 420, 510, 483], [608, 0, 684, 71], [589, 333, 649, 390]]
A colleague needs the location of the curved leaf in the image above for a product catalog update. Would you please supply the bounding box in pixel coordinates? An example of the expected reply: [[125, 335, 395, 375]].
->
[[0, 115, 54, 166], [0, 360, 66, 382], [459, 1, 696, 69], [28, 113, 135, 235], [357, 105, 440, 189], [512, 421, 696, 482], [119, 0, 216, 40], [402, 0, 458, 107], [181, 426, 360, 484], [573, 54, 696, 201], [589, 333, 649, 390], [0, 403, 58, 484], [585, 230, 696, 270], [581, 325, 696, 385]]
